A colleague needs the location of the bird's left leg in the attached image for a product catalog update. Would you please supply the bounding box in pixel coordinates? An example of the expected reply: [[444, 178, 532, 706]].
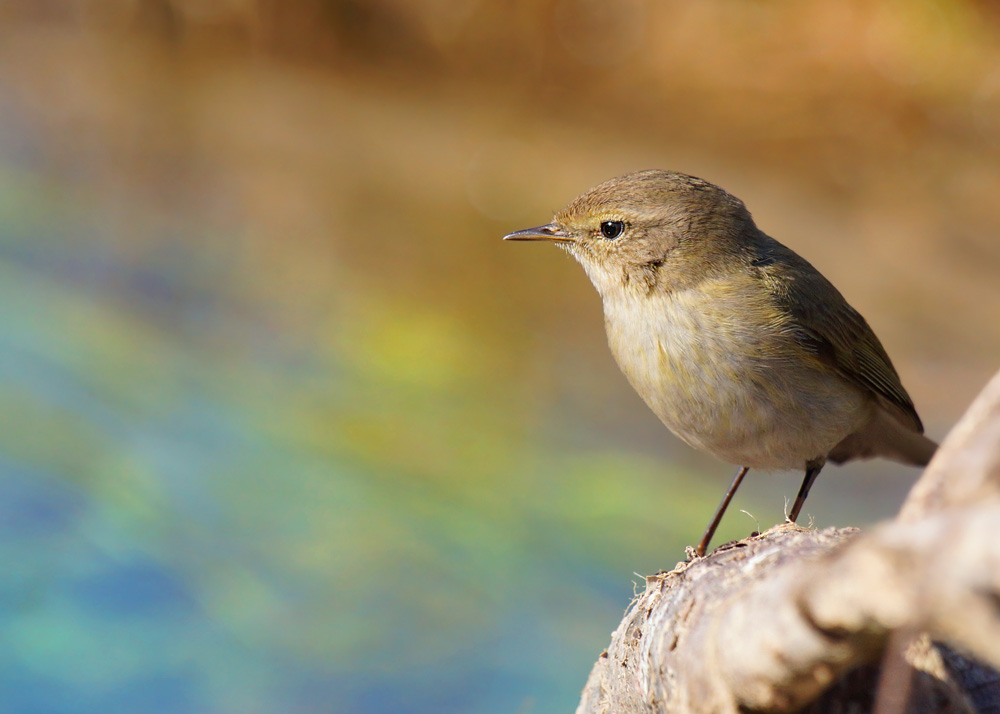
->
[[787, 457, 826, 523]]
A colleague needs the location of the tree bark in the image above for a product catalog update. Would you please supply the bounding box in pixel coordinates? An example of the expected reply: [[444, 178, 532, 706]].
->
[[577, 369, 1000, 714]]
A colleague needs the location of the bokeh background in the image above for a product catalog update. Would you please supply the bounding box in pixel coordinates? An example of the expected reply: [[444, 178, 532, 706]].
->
[[1, 1, 998, 712]]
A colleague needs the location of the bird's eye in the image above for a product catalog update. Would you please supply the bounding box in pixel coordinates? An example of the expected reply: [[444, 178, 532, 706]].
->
[[600, 220, 625, 240]]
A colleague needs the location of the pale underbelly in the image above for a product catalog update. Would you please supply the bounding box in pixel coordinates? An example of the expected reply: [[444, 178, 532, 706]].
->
[[645, 370, 869, 470], [608, 318, 869, 470]]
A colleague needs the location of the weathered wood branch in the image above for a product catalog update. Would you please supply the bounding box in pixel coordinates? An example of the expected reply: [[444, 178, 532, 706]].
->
[[577, 369, 1000, 714]]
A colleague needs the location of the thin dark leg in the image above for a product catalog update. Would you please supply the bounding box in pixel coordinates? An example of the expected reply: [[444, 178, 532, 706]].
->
[[787, 458, 826, 523], [696, 466, 749, 557]]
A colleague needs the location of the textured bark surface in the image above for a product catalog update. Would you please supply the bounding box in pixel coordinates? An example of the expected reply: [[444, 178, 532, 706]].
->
[[577, 369, 1000, 714]]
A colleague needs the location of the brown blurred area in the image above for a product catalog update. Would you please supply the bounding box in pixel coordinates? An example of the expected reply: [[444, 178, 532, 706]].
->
[[2, 0, 998, 427]]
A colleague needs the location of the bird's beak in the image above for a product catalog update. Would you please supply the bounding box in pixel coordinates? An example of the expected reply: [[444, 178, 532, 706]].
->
[[503, 224, 573, 243]]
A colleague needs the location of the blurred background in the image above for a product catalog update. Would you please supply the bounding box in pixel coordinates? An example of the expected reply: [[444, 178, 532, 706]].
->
[[0, 1, 998, 712]]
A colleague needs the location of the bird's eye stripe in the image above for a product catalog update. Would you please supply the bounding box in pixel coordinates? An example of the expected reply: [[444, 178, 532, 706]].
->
[[600, 220, 625, 239]]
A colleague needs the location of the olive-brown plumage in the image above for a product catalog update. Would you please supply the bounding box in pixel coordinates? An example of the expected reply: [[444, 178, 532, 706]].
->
[[505, 169, 936, 556]]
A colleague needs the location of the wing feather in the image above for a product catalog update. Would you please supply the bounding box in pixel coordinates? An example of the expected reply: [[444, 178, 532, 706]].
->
[[754, 240, 924, 434]]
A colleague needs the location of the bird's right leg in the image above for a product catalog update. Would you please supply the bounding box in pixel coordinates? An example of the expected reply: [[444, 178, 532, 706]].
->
[[695, 466, 750, 557]]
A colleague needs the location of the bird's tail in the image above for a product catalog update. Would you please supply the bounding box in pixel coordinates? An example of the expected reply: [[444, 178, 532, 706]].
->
[[829, 408, 938, 466], [885, 428, 938, 466]]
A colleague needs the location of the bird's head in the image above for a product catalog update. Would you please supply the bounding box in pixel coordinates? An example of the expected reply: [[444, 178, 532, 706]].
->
[[504, 169, 756, 298]]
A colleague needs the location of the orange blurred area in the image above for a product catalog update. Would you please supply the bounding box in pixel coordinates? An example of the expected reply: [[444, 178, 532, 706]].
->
[[0, 1, 998, 712]]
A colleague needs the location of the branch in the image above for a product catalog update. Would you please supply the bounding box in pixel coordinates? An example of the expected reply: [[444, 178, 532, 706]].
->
[[577, 369, 1000, 714]]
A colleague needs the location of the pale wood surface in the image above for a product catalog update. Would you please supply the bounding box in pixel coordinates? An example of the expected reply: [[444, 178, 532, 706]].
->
[[577, 369, 1000, 714]]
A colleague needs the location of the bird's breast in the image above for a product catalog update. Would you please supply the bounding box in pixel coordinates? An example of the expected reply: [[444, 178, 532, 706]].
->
[[602, 287, 868, 470]]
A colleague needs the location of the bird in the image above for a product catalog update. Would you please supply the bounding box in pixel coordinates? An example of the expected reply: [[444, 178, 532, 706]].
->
[[504, 169, 936, 556]]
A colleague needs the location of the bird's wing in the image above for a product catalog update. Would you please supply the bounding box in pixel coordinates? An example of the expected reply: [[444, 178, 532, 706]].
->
[[761, 249, 924, 434]]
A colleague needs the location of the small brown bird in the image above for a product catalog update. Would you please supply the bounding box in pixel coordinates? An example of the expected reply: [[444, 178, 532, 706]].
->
[[505, 170, 936, 556]]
